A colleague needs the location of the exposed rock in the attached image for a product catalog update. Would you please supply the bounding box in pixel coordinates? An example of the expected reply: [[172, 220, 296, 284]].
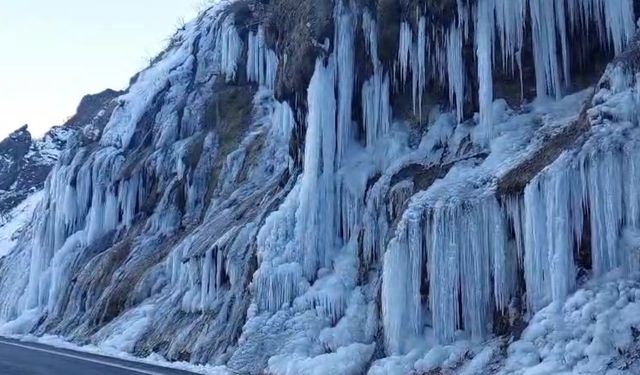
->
[[0, 90, 121, 217]]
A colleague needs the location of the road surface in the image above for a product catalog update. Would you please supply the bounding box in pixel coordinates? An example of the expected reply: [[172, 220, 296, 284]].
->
[[0, 337, 198, 375]]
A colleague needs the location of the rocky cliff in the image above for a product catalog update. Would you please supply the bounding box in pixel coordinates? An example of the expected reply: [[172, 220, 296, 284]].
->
[[0, 89, 120, 257], [1, 1, 640, 374]]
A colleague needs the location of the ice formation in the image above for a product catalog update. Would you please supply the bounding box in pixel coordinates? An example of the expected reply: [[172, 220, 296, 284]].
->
[[0, 0, 639, 374], [362, 11, 392, 147], [475, 0, 496, 144], [393, 0, 635, 140], [247, 26, 278, 90]]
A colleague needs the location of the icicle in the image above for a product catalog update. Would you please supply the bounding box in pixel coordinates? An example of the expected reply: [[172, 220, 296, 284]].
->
[[521, 141, 635, 313], [246, 27, 278, 89], [430, 31, 448, 90], [382, 217, 423, 354], [382, 237, 408, 349], [555, 0, 571, 88], [495, 0, 525, 75], [428, 205, 461, 344], [362, 11, 379, 64], [413, 17, 427, 117], [490, 198, 514, 313], [338, 174, 368, 246], [296, 57, 337, 279], [335, 3, 355, 166], [256, 263, 304, 312], [529, 0, 562, 99], [523, 179, 550, 312], [247, 31, 258, 83], [362, 12, 391, 147], [603, 0, 636, 55], [569, 0, 635, 55], [475, 0, 495, 145], [362, 73, 391, 148], [504, 196, 525, 265], [398, 22, 413, 86], [272, 101, 295, 139], [383, 192, 514, 349], [218, 15, 242, 82], [428, 199, 504, 343], [396, 17, 427, 117], [495, 0, 525, 99], [253, 183, 301, 312], [583, 149, 624, 277], [362, 182, 388, 269], [447, 25, 465, 123], [457, 0, 470, 39], [524, 160, 583, 313], [200, 249, 213, 309], [623, 143, 640, 272], [119, 174, 141, 227]]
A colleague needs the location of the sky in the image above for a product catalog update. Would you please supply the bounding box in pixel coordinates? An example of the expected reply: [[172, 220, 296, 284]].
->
[[0, 0, 204, 140]]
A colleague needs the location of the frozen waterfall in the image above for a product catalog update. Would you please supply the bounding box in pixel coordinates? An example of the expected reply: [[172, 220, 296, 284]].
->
[[0, 1, 638, 374]]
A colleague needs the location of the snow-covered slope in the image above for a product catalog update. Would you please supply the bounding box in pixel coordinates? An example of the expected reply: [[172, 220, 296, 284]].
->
[[0, 1, 639, 374], [0, 191, 42, 258]]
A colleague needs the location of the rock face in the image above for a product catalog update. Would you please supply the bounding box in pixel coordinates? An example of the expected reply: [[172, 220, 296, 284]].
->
[[1, 1, 640, 375], [0, 90, 121, 217]]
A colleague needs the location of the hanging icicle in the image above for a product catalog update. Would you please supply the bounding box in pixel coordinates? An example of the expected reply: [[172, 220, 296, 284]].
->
[[247, 26, 278, 90], [475, 0, 495, 145], [335, 2, 356, 166], [218, 15, 243, 82], [362, 11, 392, 147], [447, 25, 465, 123], [382, 193, 516, 350]]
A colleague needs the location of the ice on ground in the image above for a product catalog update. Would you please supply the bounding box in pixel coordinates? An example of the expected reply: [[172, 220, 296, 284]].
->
[[0, 333, 232, 375], [502, 272, 640, 375], [268, 343, 375, 375]]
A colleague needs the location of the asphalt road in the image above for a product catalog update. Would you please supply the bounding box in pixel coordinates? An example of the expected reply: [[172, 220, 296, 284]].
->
[[0, 337, 198, 375]]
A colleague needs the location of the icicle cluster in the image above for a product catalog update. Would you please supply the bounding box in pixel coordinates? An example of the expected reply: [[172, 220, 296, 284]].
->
[[383, 193, 516, 352], [362, 11, 392, 148], [521, 127, 640, 312], [247, 26, 278, 90], [394, 0, 635, 144], [251, 5, 404, 332], [381, 65, 640, 354], [218, 15, 243, 82], [382, 132, 640, 351]]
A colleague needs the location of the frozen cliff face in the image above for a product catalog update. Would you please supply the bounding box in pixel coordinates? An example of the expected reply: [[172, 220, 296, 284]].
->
[[0, 89, 121, 215], [1, 1, 640, 374], [0, 90, 120, 258]]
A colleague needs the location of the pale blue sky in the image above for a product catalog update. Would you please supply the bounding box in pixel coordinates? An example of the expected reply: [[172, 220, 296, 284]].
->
[[0, 0, 204, 140]]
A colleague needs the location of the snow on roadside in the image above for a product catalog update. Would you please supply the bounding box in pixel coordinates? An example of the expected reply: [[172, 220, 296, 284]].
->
[[0, 191, 42, 258], [1, 333, 232, 375]]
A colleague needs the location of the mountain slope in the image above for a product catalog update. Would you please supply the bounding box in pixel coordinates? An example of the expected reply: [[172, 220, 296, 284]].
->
[[0, 1, 640, 374]]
